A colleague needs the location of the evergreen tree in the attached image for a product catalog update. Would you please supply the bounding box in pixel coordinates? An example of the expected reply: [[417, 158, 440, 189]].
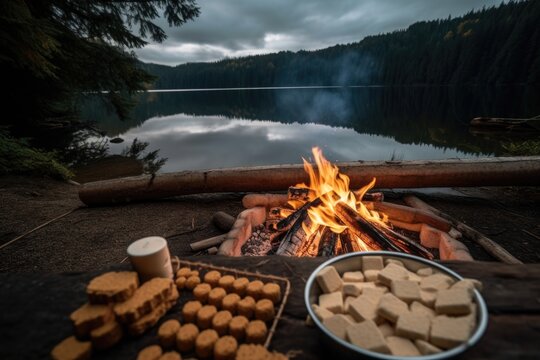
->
[[0, 0, 199, 144]]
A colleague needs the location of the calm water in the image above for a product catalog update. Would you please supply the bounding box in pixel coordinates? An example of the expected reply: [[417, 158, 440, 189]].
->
[[81, 86, 540, 172]]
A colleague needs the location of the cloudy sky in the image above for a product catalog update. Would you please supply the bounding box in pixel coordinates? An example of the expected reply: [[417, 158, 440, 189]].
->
[[135, 0, 503, 66]]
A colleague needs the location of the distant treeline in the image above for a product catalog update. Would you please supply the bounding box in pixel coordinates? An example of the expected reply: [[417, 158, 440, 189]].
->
[[143, 0, 540, 88]]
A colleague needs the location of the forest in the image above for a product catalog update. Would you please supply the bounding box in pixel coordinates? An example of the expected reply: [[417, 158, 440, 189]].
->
[[144, 0, 540, 88]]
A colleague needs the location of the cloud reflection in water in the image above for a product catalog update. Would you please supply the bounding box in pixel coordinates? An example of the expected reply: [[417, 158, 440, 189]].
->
[[108, 114, 476, 172]]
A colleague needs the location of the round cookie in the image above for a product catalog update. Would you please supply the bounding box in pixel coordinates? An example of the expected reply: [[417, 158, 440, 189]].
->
[[176, 323, 199, 352], [214, 335, 238, 360], [158, 319, 181, 348], [245, 320, 267, 344], [218, 275, 235, 292], [182, 300, 202, 323], [185, 275, 201, 290], [261, 283, 281, 304], [222, 293, 241, 314], [176, 267, 192, 278], [159, 351, 182, 360], [229, 315, 249, 341], [212, 310, 233, 336], [232, 277, 250, 297], [204, 270, 222, 287], [246, 280, 264, 300], [175, 276, 187, 290], [193, 283, 212, 304], [137, 344, 163, 360], [197, 305, 218, 330], [208, 287, 227, 308], [255, 299, 275, 322], [195, 329, 219, 359], [237, 296, 256, 319]]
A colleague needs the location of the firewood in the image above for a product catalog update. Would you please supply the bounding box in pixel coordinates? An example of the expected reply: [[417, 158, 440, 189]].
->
[[212, 212, 236, 232], [242, 194, 288, 209], [288, 186, 311, 201], [333, 235, 343, 255], [190, 234, 227, 252], [340, 230, 361, 253], [334, 203, 398, 252], [358, 192, 384, 202], [317, 228, 337, 256], [403, 195, 522, 264], [275, 198, 322, 232], [276, 213, 311, 256], [365, 201, 452, 232], [297, 227, 323, 257], [378, 226, 434, 259], [78, 157, 540, 206], [388, 220, 423, 232]]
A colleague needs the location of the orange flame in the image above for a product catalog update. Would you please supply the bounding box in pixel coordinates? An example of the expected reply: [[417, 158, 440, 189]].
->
[[294, 147, 389, 251]]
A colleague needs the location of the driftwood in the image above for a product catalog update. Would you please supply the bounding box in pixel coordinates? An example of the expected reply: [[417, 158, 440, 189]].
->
[[78, 157, 540, 206], [403, 195, 522, 264]]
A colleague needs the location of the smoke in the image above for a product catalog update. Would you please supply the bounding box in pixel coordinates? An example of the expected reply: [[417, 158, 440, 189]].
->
[[275, 89, 354, 125]]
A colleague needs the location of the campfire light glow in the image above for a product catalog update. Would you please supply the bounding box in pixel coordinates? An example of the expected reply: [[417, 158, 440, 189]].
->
[[294, 147, 390, 252]]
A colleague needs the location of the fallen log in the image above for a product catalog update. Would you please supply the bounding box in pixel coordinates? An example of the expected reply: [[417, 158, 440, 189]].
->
[[470, 116, 540, 131], [403, 195, 522, 264], [78, 157, 540, 206]]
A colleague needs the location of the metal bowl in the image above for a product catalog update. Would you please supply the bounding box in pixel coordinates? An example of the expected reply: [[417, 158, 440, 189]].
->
[[304, 251, 488, 360]]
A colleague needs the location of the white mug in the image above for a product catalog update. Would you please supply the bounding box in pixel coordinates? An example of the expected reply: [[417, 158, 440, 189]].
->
[[127, 236, 173, 281]]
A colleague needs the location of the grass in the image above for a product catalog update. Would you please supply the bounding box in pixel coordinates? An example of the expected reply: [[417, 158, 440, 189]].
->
[[0, 130, 73, 180]]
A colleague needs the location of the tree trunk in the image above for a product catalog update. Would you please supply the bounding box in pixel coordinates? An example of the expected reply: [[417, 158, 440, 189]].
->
[[79, 157, 540, 206]]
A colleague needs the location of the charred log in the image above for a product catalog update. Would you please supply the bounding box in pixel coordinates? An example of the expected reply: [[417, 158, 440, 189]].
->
[[275, 198, 321, 232], [276, 212, 311, 256], [317, 228, 337, 256], [335, 202, 401, 252]]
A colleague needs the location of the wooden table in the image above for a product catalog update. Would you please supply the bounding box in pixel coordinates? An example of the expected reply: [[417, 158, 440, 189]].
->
[[1, 256, 539, 359]]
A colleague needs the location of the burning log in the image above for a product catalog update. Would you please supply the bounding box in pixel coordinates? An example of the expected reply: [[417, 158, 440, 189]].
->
[[242, 191, 384, 209], [275, 198, 322, 232], [297, 228, 323, 257], [317, 228, 337, 256], [276, 212, 311, 256], [334, 203, 397, 252], [340, 230, 362, 253]]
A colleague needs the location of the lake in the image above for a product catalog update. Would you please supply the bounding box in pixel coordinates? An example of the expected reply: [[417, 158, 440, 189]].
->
[[80, 86, 539, 173]]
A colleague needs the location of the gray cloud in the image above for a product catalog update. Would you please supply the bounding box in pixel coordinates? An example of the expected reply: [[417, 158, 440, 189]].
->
[[135, 0, 503, 66]]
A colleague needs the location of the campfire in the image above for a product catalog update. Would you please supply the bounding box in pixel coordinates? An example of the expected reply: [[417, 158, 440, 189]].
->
[[265, 148, 433, 259], [192, 147, 473, 261]]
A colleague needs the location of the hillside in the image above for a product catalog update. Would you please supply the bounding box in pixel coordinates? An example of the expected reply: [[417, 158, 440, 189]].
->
[[142, 0, 540, 88]]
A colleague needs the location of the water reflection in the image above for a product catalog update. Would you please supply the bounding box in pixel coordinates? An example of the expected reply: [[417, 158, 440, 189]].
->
[[80, 86, 540, 171], [107, 115, 476, 172]]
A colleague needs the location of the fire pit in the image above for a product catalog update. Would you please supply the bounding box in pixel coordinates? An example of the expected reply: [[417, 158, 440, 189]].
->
[[196, 148, 473, 261]]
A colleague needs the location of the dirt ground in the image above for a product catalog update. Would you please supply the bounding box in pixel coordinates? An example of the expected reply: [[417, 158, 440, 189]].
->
[[0, 175, 538, 273]]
